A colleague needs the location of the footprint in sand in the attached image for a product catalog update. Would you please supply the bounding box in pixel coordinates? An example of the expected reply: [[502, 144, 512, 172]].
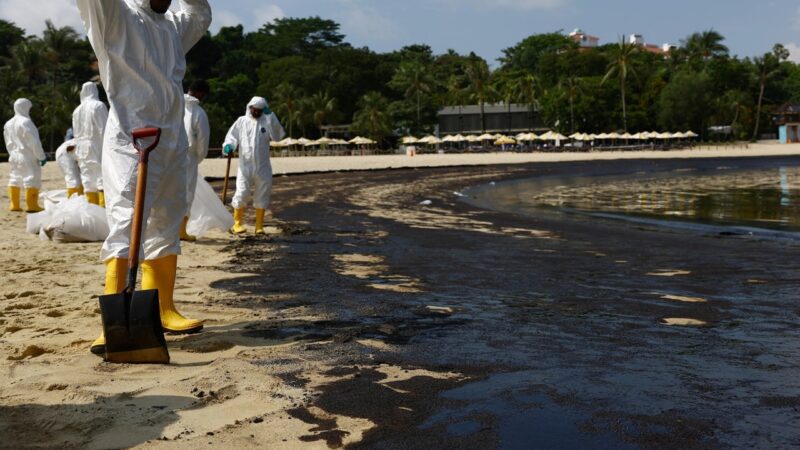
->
[[7, 345, 51, 361]]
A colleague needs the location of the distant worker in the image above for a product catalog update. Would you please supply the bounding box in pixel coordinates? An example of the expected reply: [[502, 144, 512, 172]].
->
[[223, 97, 285, 235], [55, 139, 83, 198], [72, 81, 108, 207], [4, 98, 46, 213], [181, 80, 211, 242], [77, 0, 212, 355]]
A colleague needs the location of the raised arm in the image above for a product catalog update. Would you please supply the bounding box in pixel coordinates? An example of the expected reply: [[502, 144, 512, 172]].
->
[[75, 0, 130, 54], [267, 114, 287, 142], [172, 0, 212, 54]]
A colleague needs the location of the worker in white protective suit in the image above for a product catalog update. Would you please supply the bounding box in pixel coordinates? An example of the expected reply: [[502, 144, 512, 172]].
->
[[223, 97, 285, 235], [55, 139, 83, 197], [4, 99, 46, 213], [72, 81, 108, 207], [76, 0, 212, 355], [181, 80, 211, 242]]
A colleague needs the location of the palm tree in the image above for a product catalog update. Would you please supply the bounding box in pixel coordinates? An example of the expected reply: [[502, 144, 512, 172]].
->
[[603, 38, 639, 132], [751, 54, 781, 142], [352, 91, 391, 143], [389, 60, 434, 133], [12, 40, 48, 90], [310, 91, 336, 136], [560, 76, 584, 134], [683, 30, 728, 61], [463, 55, 495, 133], [273, 82, 302, 137]]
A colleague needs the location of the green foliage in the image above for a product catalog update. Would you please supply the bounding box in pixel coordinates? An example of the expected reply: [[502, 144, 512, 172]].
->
[[658, 69, 712, 135], [352, 92, 392, 142], [2, 15, 800, 151]]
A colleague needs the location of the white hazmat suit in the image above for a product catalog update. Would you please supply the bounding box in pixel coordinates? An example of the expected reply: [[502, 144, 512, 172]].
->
[[77, 0, 212, 261], [4, 99, 46, 212], [224, 97, 285, 210], [55, 139, 83, 196], [72, 82, 108, 205], [184, 94, 210, 212], [77, 0, 212, 352], [180, 92, 210, 241]]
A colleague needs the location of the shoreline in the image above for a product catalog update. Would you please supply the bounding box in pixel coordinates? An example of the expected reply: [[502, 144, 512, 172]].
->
[[1, 155, 799, 448], [199, 143, 800, 178]]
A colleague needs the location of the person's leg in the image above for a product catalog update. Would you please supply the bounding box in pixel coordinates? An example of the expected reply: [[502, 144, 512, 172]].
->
[[142, 146, 202, 333], [230, 164, 253, 234], [92, 144, 152, 354], [252, 163, 273, 235], [8, 158, 23, 212], [89, 257, 128, 355], [180, 159, 199, 241], [79, 155, 100, 205], [23, 156, 42, 213]]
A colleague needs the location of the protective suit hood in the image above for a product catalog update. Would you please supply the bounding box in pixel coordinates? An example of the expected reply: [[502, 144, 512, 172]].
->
[[247, 97, 268, 118], [14, 99, 32, 118], [185, 93, 200, 107], [80, 82, 100, 103]]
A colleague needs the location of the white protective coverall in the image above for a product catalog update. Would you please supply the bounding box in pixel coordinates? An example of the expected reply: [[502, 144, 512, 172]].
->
[[224, 97, 286, 210], [55, 139, 82, 190], [76, 0, 212, 261], [72, 82, 108, 194], [184, 93, 210, 211], [4, 99, 45, 189]]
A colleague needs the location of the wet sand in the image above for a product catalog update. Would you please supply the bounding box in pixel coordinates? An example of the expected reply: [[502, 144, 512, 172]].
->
[[2, 152, 800, 449]]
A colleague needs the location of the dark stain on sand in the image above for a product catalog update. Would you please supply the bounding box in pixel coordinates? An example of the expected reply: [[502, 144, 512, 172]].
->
[[208, 156, 800, 449]]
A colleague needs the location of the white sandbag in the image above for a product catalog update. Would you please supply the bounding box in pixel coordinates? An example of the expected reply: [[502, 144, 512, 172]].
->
[[27, 209, 53, 234], [187, 177, 233, 237], [42, 195, 109, 243], [41, 189, 68, 211]]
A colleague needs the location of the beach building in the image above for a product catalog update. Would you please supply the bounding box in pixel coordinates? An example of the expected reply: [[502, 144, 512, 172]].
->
[[569, 29, 599, 48], [629, 34, 674, 56], [773, 103, 800, 143], [437, 103, 542, 135]]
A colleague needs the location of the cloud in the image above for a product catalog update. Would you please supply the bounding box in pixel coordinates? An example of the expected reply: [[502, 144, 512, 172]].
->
[[785, 42, 800, 63], [0, 0, 82, 35], [474, 0, 566, 8], [337, 2, 399, 42], [439, 0, 567, 10], [253, 4, 285, 28]]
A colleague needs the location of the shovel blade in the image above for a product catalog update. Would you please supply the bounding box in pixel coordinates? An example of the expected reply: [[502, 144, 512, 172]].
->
[[99, 289, 170, 364]]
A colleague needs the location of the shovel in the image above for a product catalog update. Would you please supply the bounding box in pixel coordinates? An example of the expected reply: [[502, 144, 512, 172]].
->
[[98, 127, 170, 364], [221, 146, 234, 205]]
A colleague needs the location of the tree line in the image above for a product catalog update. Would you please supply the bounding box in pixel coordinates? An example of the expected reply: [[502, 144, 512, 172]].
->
[[1, 16, 799, 151]]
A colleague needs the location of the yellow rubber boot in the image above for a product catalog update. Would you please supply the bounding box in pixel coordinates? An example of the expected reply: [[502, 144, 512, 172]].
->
[[8, 186, 22, 212], [231, 208, 247, 234], [86, 191, 100, 205], [77, 185, 85, 196], [180, 216, 196, 242], [67, 187, 79, 198], [142, 255, 203, 334], [98, 191, 105, 208], [24, 188, 43, 213], [90, 258, 129, 355], [255, 209, 266, 235]]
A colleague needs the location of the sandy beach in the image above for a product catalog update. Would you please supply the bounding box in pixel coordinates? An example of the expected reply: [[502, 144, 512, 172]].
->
[[2, 146, 800, 449]]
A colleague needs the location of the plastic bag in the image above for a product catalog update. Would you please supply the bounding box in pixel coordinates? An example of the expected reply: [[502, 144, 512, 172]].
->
[[29, 194, 110, 243], [187, 177, 233, 237]]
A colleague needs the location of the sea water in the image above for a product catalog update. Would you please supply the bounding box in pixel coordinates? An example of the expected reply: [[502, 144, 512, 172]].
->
[[468, 166, 800, 237]]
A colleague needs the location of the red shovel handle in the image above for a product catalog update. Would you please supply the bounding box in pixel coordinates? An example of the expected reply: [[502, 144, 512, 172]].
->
[[132, 127, 162, 163]]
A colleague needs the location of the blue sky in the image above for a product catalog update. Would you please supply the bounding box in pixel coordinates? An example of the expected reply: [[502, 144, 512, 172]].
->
[[3, 0, 800, 63]]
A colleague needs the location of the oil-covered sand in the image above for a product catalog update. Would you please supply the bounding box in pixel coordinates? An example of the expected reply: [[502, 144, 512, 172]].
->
[[2, 155, 800, 449]]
